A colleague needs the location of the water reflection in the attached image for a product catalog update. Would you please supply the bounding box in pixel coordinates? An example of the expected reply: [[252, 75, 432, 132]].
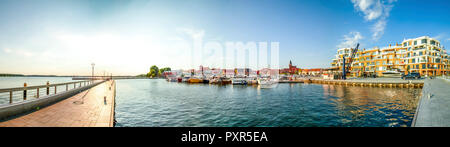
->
[[114, 79, 422, 127], [322, 84, 421, 127]]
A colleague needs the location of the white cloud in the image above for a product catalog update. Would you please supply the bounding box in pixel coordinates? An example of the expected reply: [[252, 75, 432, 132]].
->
[[351, 0, 382, 21], [351, 0, 396, 41], [372, 19, 386, 41], [432, 33, 445, 40], [355, 0, 374, 12], [337, 31, 363, 49]]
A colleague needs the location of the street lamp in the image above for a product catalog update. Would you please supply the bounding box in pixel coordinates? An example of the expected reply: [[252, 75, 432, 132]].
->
[[91, 63, 95, 80]]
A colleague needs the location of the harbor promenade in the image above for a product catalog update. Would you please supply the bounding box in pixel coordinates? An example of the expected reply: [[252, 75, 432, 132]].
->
[[412, 78, 450, 127], [0, 80, 116, 127]]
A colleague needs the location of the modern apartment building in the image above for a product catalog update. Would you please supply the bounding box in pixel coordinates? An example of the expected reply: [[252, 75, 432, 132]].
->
[[331, 36, 450, 77]]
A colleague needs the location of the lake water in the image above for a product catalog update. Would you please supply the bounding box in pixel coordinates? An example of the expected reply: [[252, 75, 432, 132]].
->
[[114, 79, 422, 127], [0, 77, 74, 89], [0, 77, 76, 104]]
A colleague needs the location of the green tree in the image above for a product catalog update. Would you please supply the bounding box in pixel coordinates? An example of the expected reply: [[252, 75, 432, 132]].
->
[[159, 67, 172, 77], [148, 65, 159, 78]]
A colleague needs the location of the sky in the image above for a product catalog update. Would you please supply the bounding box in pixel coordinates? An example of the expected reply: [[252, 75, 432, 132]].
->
[[0, 0, 449, 76]]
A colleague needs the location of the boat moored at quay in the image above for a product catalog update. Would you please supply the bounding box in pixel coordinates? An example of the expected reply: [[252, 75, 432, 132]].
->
[[161, 54, 437, 88], [231, 78, 248, 85]]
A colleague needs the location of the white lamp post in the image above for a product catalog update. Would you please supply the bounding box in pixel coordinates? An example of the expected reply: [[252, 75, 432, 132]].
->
[[91, 63, 95, 80]]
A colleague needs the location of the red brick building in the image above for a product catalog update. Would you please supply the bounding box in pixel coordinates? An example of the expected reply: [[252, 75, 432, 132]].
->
[[280, 60, 299, 75]]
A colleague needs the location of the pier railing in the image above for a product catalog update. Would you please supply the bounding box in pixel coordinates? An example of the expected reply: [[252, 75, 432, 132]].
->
[[0, 80, 99, 105]]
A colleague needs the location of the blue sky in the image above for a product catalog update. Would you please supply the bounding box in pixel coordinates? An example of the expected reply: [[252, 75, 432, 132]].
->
[[0, 0, 449, 75]]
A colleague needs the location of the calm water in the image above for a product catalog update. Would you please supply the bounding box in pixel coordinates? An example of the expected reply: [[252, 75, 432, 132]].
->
[[115, 79, 422, 127], [0, 77, 74, 89], [0, 77, 76, 104]]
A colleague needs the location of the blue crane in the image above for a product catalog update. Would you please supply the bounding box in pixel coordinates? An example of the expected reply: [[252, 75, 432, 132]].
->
[[342, 43, 360, 80]]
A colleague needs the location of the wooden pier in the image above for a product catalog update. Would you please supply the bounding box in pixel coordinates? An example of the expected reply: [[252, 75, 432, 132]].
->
[[0, 80, 116, 127]]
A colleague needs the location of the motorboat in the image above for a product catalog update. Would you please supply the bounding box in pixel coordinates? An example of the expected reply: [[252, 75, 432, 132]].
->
[[202, 79, 210, 84], [382, 70, 402, 78], [209, 77, 220, 84], [258, 78, 278, 85], [257, 77, 278, 88], [166, 76, 178, 82], [188, 77, 203, 83], [232, 78, 248, 85], [220, 77, 232, 85], [182, 77, 190, 82]]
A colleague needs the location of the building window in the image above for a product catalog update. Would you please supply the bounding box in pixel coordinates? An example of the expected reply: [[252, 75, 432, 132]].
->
[[414, 41, 417, 45], [431, 40, 436, 45], [422, 64, 426, 69], [421, 39, 427, 44]]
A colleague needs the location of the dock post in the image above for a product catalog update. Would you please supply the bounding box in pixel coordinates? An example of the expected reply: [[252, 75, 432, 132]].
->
[[46, 81, 50, 95], [66, 84, 68, 91], [37, 88, 39, 98], [23, 83, 27, 100], [9, 91, 12, 104], [54, 86, 57, 94]]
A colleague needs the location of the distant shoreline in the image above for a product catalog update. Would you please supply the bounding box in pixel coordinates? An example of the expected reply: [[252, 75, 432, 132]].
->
[[0, 74, 71, 77], [0, 73, 147, 78]]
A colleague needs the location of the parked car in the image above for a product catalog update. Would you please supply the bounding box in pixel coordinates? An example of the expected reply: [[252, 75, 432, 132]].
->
[[402, 72, 421, 80]]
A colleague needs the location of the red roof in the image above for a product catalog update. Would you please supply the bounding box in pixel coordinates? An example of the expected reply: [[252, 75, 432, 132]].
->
[[303, 68, 323, 72]]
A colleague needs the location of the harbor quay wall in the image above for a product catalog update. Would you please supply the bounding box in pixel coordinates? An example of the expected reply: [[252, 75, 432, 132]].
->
[[0, 81, 105, 120], [309, 79, 424, 88], [412, 78, 450, 127]]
